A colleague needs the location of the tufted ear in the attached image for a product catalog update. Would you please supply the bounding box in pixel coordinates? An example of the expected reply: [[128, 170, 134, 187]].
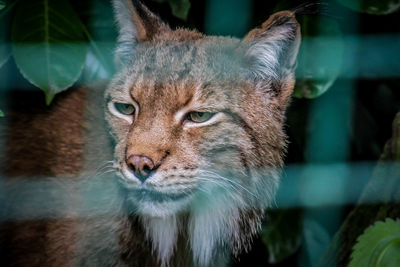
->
[[112, 0, 171, 66], [242, 11, 301, 81]]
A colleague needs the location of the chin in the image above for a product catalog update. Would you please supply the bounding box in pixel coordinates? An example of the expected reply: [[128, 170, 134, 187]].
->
[[123, 188, 194, 218]]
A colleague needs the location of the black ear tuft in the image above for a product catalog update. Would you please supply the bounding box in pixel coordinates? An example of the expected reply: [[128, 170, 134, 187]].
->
[[112, 0, 170, 66]]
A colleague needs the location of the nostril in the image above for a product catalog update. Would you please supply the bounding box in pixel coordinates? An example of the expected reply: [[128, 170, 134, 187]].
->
[[142, 164, 151, 173], [127, 161, 137, 172], [126, 155, 155, 182]]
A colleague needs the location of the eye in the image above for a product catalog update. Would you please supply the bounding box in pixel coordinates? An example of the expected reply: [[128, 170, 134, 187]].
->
[[187, 112, 215, 123], [114, 102, 135, 116]]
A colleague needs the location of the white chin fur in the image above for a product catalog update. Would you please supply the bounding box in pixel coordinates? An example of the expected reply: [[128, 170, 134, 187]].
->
[[128, 196, 191, 218], [141, 215, 179, 266]]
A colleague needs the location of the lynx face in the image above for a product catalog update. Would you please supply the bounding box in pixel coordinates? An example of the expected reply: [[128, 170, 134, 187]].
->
[[106, 39, 279, 217], [106, 0, 300, 264]]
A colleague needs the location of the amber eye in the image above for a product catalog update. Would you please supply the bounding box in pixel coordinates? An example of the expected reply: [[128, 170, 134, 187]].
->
[[114, 103, 135, 116], [187, 112, 214, 123]]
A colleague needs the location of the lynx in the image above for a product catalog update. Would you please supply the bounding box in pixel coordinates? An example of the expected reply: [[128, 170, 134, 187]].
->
[[0, 0, 300, 266]]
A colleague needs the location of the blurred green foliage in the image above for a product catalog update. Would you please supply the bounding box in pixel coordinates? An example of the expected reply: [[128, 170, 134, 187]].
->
[[337, 0, 400, 15], [0, 0, 398, 104], [294, 16, 343, 99], [11, 0, 87, 104], [262, 210, 302, 263], [154, 0, 191, 20]]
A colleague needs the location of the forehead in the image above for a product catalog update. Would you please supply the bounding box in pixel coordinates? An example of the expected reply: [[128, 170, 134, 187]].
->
[[108, 37, 245, 105], [128, 37, 243, 83], [130, 81, 199, 112]]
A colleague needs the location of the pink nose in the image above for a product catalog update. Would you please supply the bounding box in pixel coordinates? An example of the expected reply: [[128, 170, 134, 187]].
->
[[126, 155, 155, 182]]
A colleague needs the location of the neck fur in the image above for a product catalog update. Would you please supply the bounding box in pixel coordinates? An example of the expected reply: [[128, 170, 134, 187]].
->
[[140, 206, 261, 267]]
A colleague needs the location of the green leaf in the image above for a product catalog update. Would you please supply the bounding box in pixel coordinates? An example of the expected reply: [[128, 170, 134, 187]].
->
[[0, 109, 4, 117], [0, 40, 11, 69], [72, 0, 116, 83], [12, 0, 88, 105], [293, 16, 344, 99], [0, 0, 15, 69], [0, 0, 5, 10], [153, 0, 191, 20], [262, 210, 302, 263], [349, 218, 400, 267], [337, 0, 400, 15]]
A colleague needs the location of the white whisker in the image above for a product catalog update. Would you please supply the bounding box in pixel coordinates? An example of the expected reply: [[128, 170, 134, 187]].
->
[[200, 170, 259, 200]]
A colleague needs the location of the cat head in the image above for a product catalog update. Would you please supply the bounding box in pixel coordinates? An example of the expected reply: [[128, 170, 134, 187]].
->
[[105, 0, 300, 263]]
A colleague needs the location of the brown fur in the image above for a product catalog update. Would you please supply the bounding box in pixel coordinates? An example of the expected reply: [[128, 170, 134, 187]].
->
[[0, 1, 300, 266], [2, 89, 87, 177]]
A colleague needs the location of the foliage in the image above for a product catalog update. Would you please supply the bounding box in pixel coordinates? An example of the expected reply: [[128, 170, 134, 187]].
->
[[349, 219, 400, 267], [71, 0, 117, 83], [262, 210, 302, 263], [0, 0, 12, 69], [11, 0, 87, 104], [154, 0, 190, 20], [274, 2, 344, 99], [293, 16, 343, 99], [336, 0, 400, 15], [0, 109, 4, 117], [1, 0, 395, 104], [0, 0, 189, 105]]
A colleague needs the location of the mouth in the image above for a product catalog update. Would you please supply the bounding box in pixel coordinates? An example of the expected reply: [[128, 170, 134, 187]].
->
[[133, 189, 189, 202], [116, 168, 196, 203], [117, 178, 192, 202]]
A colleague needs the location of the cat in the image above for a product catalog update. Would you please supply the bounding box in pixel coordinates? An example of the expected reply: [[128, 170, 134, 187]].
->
[[0, 0, 300, 266]]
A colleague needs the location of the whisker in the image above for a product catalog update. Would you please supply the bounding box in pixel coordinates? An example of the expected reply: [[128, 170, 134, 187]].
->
[[94, 169, 116, 177], [95, 161, 114, 174], [195, 176, 241, 195], [200, 170, 259, 200]]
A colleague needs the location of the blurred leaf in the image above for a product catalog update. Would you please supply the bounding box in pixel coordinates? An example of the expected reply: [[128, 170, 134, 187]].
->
[[0, 39, 10, 69], [81, 50, 112, 83], [349, 219, 400, 267], [293, 16, 344, 99], [153, 0, 191, 20], [0, 0, 15, 69], [262, 210, 302, 263], [0, 109, 4, 117], [75, 0, 117, 42], [337, 0, 400, 15], [72, 0, 116, 83], [0, 0, 5, 10], [12, 0, 88, 105]]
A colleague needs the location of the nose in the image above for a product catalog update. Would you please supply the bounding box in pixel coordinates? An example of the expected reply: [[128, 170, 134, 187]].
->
[[126, 155, 155, 182]]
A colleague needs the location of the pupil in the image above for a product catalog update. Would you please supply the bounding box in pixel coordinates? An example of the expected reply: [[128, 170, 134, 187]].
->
[[197, 112, 204, 117], [116, 103, 133, 114]]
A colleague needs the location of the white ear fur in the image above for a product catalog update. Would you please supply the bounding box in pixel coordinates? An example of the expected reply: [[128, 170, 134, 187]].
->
[[112, 0, 140, 64], [243, 11, 301, 81]]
